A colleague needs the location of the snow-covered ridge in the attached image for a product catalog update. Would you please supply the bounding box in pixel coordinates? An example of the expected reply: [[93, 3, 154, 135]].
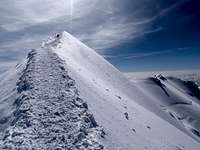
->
[[0, 48, 104, 149], [45, 31, 200, 149], [0, 31, 200, 149]]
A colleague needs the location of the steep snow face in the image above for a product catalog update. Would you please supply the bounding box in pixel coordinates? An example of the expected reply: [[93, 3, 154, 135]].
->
[[0, 49, 104, 149], [46, 31, 200, 149], [134, 75, 200, 142], [0, 31, 200, 149]]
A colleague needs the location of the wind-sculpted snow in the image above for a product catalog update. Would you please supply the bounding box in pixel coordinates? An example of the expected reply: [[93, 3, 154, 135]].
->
[[167, 77, 200, 100], [0, 31, 200, 149], [133, 74, 200, 142], [48, 31, 199, 149], [0, 49, 104, 149]]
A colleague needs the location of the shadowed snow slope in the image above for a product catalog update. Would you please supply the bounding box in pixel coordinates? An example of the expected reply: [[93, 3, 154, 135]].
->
[[0, 31, 199, 149], [130, 75, 200, 143]]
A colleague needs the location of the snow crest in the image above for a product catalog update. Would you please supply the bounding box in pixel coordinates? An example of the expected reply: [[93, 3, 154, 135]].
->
[[0, 31, 200, 149], [0, 48, 104, 149]]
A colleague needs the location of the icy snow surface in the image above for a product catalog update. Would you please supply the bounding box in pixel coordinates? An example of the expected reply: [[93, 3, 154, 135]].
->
[[126, 72, 200, 142], [0, 48, 104, 149], [0, 31, 199, 149]]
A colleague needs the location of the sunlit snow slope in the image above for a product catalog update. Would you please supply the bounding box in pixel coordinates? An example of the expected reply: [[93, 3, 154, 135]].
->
[[0, 31, 199, 149], [50, 31, 200, 149]]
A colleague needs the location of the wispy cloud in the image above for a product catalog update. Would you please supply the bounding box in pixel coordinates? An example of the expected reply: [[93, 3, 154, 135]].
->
[[0, 61, 17, 74], [0, 0, 168, 52], [157, 0, 189, 17], [103, 47, 192, 59], [0, 0, 190, 73], [141, 0, 190, 23]]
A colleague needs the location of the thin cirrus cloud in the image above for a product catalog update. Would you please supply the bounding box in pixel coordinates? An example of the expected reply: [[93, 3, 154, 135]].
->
[[0, 0, 187, 72], [103, 47, 192, 59], [0, 61, 18, 74], [0, 0, 72, 31], [0, 0, 166, 50]]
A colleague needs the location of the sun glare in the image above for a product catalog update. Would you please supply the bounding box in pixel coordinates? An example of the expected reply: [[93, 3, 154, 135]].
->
[[70, 0, 74, 32], [70, 0, 74, 18]]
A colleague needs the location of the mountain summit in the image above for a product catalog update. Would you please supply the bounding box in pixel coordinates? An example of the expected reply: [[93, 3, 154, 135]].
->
[[0, 31, 199, 149]]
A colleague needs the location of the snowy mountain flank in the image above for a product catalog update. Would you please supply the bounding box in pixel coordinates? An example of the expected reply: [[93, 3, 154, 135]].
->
[[126, 74, 200, 142], [125, 70, 200, 87], [0, 31, 199, 150]]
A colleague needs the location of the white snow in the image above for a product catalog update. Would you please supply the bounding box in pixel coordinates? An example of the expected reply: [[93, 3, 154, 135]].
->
[[0, 48, 104, 149], [126, 73, 200, 143], [125, 70, 200, 86], [0, 31, 200, 149], [51, 31, 200, 149]]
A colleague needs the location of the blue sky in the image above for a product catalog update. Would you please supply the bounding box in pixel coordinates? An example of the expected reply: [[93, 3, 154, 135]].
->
[[103, 0, 200, 72], [0, 0, 199, 73]]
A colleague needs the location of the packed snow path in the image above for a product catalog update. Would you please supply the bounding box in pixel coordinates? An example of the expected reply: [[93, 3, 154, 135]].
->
[[0, 49, 104, 150]]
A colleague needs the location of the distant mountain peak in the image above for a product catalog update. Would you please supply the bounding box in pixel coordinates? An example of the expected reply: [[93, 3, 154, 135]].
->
[[41, 31, 83, 49]]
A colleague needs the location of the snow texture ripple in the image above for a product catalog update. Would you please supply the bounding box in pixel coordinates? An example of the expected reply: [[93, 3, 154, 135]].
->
[[0, 48, 104, 150]]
